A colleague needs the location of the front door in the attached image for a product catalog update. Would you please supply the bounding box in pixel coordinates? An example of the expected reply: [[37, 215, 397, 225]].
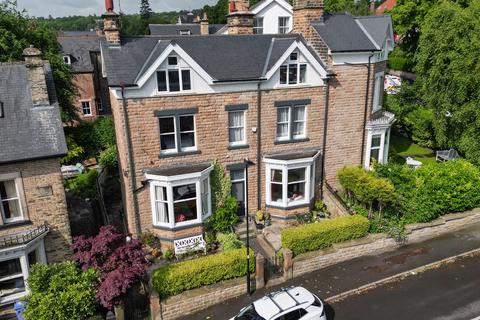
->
[[230, 169, 245, 216]]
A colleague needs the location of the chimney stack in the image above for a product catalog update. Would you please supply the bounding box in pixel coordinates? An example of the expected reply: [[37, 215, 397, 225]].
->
[[23, 46, 50, 106], [370, 0, 375, 14], [200, 13, 210, 35], [227, 0, 254, 35], [292, 0, 323, 36], [102, 0, 120, 45]]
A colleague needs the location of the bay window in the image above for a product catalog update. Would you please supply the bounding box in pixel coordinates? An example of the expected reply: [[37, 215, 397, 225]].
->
[[265, 151, 319, 208], [147, 165, 212, 228], [365, 128, 391, 168]]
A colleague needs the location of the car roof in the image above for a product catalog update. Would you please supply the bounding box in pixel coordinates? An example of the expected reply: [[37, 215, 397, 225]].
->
[[253, 287, 315, 319]]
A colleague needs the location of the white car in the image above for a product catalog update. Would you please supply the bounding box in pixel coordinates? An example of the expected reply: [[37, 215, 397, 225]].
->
[[231, 286, 327, 320]]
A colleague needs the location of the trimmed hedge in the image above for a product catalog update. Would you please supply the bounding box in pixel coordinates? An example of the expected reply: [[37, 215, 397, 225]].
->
[[281, 215, 370, 256], [152, 248, 254, 298]]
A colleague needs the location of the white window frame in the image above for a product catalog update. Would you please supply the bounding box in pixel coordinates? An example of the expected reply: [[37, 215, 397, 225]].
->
[[147, 166, 213, 229], [278, 16, 290, 34], [63, 55, 71, 65], [156, 56, 192, 93], [372, 71, 384, 113], [0, 236, 47, 305], [0, 174, 26, 224], [276, 105, 307, 142], [96, 98, 103, 112], [179, 30, 191, 36], [264, 154, 319, 208], [228, 110, 246, 146], [81, 100, 92, 116], [253, 17, 264, 34], [364, 128, 391, 169], [279, 52, 307, 86], [159, 114, 197, 155]]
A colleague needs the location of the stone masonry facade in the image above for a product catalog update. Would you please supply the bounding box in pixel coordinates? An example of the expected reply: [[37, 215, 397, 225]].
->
[[0, 158, 72, 262]]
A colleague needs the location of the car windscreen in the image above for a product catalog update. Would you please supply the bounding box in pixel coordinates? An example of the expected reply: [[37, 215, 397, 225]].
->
[[235, 304, 266, 320]]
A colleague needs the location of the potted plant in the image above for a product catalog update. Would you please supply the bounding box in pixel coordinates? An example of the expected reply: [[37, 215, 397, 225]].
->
[[264, 210, 271, 226], [255, 210, 265, 230]]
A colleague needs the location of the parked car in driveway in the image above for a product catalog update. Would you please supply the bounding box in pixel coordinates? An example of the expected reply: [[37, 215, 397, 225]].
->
[[232, 286, 327, 320]]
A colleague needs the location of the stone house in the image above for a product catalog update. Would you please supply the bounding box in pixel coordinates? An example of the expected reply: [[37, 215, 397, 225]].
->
[[58, 31, 111, 120], [100, 0, 394, 248], [0, 47, 72, 305]]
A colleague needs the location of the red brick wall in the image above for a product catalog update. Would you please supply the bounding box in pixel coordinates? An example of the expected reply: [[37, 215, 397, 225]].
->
[[0, 158, 72, 262], [73, 73, 99, 121]]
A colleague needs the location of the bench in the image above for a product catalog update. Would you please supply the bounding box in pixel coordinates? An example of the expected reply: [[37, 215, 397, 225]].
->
[[173, 235, 206, 258]]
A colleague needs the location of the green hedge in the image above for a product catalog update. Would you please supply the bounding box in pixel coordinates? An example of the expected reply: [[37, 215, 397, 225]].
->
[[281, 215, 370, 256], [152, 248, 254, 298]]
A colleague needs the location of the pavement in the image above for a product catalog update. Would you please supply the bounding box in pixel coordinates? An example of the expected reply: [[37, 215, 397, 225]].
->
[[331, 254, 480, 320], [182, 222, 480, 320]]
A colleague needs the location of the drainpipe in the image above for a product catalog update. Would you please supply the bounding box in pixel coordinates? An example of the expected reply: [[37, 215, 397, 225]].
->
[[319, 75, 332, 200], [120, 85, 142, 237], [256, 82, 262, 211], [360, 54, 374, 166]]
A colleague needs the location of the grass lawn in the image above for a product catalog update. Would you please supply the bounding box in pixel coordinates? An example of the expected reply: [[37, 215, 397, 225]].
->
[[390, 133, 433, 156]]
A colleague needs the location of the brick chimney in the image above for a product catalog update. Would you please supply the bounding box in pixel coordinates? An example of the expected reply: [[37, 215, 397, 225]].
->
[[23, 45, 49, 106], [200, 13, 209, 35], [227, 0, 254, 35], [102, 0, 120, 45], [293, 0, 323, 36]]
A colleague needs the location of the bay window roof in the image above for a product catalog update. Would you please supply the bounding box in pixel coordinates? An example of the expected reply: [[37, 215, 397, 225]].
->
[[264, 149, 320, 162], [145, 163, 211, 178]]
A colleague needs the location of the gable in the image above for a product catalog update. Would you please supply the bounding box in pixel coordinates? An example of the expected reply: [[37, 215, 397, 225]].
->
[[251, 0, 292, 15]]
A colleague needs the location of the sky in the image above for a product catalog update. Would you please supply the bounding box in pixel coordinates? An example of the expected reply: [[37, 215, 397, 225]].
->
[[15, 0, 218, 18]]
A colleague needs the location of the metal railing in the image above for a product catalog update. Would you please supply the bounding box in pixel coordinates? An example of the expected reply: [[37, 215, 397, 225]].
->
[[0, 224, 49, 249]]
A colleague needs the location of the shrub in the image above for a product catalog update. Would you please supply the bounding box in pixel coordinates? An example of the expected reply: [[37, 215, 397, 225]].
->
[[23, 262, 98, 320], [209, 196, 239, 232], [217, 233, 243, 251], [281, 215, 370, 256], [72, 226, 148, 309], [98, 145, 118, 169], [64, 169, 99, 199], [152, 248, 254, 298], [62, 135, 85, 164]]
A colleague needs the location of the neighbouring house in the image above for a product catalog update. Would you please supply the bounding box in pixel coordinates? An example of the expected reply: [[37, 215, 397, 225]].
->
[[376, 0, 396, 15], [58, 31, 111, 120], [99, 0, 394, 248], [149, 0, 293, 36], [0, 47, 72, 305]]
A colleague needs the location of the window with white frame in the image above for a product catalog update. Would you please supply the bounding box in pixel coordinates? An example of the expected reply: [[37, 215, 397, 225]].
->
[[157, 56, 192, 93], [179, 30, 191, 36], [230, 168, 245, 213], [63, 55, 71, 65], [81, 101, 92, 116], [228, 111, 246, 146], [280, 52, 307, 85], [278, 17, 290, 34], [0, 259, 25, 298], [253, 17, 264, 34], [276, 105, 306, 141], [0, 178, 24, 224], [372, 72, 384, 113], [369, 134, 382, 164], [149, 167, 212, 228], [96, 98, 103, 112], [265, 156, 318, 208], [365, 128, 391, 168], [159, 114, 196, 154]]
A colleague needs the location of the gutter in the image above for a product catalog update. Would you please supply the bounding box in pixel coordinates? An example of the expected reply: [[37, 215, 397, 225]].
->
[[120, 85, 142, 237]]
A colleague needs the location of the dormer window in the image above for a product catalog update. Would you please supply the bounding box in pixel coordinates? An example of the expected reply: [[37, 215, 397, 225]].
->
[[179, 30, 191, 36], [0, 101, 4, 118], [280, 52, 307, 86], [157, 56, 192, 93], [63, 55, 71, 65]]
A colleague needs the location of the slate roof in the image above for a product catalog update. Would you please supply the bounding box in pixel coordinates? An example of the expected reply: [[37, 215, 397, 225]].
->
[[311, 13, 391, 52], [355, 15, 392, 49], [149, 24, 226, 36], [101, 34, 327, 86], [0, 63, 67, 164], [58, 34, 101, 72], [146, 163, 211, 176]]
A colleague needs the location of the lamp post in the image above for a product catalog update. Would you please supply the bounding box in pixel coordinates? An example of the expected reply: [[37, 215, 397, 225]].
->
[[244, 158, 254, 295]]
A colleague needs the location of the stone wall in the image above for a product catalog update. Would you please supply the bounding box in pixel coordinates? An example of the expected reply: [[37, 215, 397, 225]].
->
[[322, 183, 350, 218], [0, 158, 72, 262], [291, 208, 480, 278]]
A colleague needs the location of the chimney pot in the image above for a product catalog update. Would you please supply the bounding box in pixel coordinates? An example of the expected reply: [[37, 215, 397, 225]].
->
[[105, 0, 114, 12]]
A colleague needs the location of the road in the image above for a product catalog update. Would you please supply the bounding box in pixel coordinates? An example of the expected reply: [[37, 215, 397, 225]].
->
[[181, 224, 480, 320], [330, 254, 480, 320]]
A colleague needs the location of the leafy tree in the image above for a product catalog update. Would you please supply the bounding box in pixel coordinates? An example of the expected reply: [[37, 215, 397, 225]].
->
[[210, 159, 232, 211], [23, 262, 98, 320], [140, 0, 153, 21], [324, 0, 371, 15], [414, 0, 480, 165], [0, 1, 76, 121], [72, 226, 148, 309]]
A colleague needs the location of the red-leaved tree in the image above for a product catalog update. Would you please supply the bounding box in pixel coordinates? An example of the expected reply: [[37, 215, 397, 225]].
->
[[72, 225, 148, 309]]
